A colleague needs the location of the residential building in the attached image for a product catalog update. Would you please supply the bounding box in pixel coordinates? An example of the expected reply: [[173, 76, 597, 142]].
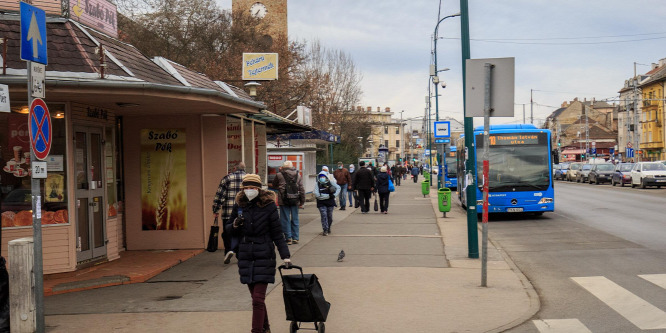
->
[[638, 59, 666, 161], [354, 106, 405, 164], [544, 98, 617, 161]]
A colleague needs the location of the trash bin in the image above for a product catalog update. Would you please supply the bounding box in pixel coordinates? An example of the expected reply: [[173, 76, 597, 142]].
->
[[423, 171, 430, 181], [421, 180, 430, 197], [438, 188, 451, 217]]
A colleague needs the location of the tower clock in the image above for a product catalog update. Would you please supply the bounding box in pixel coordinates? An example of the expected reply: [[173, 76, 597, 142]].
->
[[232, 0, 288, 44]]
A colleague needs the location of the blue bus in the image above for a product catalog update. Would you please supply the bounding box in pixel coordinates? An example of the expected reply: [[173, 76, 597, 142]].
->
[[442, 145, 457, 189], [456, 124, 555, 215]]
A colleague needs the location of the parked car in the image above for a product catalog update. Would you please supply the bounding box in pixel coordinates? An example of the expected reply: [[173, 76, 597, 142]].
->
[[566, 162, 582, 181], [588, 163, 615, 184], [554, 163, 570, 180], [630, 162, 666, 189], [576, 164, 592, 183], [611, 163, 634, 187]]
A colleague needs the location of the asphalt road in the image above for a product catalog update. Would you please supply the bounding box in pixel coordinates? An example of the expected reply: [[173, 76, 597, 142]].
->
[[492, 181, 666, 332]]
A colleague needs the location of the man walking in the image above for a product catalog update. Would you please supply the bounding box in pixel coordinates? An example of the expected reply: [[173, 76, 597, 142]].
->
[[333, 161, 352, 211], [353, 161, 375, 213], [213, 162, 246, 263], [411, 163, 420, 183], [272, 161, 305, 245], [348, 164, 356, 207]]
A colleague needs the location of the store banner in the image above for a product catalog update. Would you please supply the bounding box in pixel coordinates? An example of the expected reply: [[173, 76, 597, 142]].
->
[[140, 129, 187, 230], [227, 117, 242, 172]]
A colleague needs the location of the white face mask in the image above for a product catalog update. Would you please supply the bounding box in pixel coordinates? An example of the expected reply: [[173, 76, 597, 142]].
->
[[245, 189, 259, 200]]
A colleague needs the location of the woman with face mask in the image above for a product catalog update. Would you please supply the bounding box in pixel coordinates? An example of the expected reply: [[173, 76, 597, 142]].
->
[[314, 169, 341, 236], [348, 164, 356, 208], [226, 174, 291, 333]]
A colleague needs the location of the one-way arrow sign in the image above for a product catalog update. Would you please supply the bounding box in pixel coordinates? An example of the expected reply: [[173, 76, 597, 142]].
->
[[20, 2, 48, 65]]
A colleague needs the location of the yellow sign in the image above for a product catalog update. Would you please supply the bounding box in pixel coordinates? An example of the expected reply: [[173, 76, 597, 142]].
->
[[242, 53, 279, 80], [140, 129, 188, 230]]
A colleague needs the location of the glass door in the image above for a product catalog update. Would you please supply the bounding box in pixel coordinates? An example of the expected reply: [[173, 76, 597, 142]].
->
[[75, 126, 106, 262]]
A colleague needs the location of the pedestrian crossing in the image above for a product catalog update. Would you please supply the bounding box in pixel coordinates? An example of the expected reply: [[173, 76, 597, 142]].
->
[[533, 274, 666, 332]]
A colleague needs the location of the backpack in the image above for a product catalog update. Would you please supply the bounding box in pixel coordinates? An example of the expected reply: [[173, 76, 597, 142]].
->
[[282, 171, 300, 206]]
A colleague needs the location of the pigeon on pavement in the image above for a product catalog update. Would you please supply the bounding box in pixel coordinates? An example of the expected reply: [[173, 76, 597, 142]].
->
[[337, 249, 345, 262]]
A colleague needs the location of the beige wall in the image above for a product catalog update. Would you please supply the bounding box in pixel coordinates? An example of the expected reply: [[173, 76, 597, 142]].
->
[[201, 115, 228, 242], [124, 115, 205, 250]]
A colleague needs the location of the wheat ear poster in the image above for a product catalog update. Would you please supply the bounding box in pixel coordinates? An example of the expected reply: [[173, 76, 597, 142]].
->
[[140, 129, 187, 230]]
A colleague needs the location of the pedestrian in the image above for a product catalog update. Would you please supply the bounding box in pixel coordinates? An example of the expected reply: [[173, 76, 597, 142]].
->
[[314, 170, 340, 236], [395, 164, 402, 186], [271, 161, 305, 245], [320, 165, 338, 185], [376, 166, 391, 214], [333, 161, 352, 211], [226, 174, 291, 333], [353, 161, 375, 213], [213, 162, 246, 264], [390, 164, 397, 183], [411, 164, 420, 183], [402, 164, 407, 181], [348, 164, 356, 207]]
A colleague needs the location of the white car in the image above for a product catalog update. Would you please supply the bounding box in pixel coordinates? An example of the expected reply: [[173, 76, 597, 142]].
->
[[630, 162, 666, 189]]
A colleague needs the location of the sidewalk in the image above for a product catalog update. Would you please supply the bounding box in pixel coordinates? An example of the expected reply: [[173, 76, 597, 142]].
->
[[44, 179, 538, 333]]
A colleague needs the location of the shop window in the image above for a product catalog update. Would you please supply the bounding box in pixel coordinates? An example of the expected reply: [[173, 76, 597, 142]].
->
[[105, 126, 119, 217], [1, 103, 69, 228]]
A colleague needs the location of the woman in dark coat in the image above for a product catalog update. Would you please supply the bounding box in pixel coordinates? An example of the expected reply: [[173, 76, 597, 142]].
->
[[376, 166, 391, 214], [226, 174, 291, 333]]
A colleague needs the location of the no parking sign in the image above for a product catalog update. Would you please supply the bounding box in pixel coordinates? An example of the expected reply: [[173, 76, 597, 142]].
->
[[29, 98, 51, 160]]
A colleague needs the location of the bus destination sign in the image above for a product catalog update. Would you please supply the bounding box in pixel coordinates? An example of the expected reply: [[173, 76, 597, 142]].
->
[[490, 134, 539, 146]]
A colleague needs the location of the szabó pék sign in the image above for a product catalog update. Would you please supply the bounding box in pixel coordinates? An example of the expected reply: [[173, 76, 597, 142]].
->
[[242, 53, 278, 80], [70, 0, 118, 38]]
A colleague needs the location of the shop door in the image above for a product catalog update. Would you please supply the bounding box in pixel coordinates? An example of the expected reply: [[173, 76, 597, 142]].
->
[[75, 126, 107, 262]]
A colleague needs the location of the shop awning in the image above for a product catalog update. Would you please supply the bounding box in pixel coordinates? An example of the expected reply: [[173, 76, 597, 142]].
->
[[246, 110, 313, 134], [268, 129, 341, 145], [562, 149, 585, 154]]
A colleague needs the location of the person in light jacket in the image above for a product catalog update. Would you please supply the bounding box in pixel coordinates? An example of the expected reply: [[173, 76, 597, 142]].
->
[[313, 170, 341, 236], [376, 166, 391, 214]]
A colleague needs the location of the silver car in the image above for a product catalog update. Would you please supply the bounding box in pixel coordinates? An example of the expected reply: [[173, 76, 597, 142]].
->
[[576, 164, 592, 183]]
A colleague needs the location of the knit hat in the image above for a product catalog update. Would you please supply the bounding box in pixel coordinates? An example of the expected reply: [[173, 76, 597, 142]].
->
[[349, 164, 354, 168], [322, 166, 329, 172], [283, 161, 293, 168], [380, 166, 387, 172], [242, 174, 262, 188]]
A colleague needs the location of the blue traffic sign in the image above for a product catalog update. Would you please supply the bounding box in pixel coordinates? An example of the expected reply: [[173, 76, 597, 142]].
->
[[433, 121, 451, 138], [627, 148, 634, 158], [435, 138, 450, 144], [20, 2, 48, 65]]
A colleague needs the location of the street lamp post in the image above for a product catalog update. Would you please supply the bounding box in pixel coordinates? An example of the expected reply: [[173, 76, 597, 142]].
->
[[432, 12, 460, 189], [328, 122, 335, 165], [400, 110, 405, 164]]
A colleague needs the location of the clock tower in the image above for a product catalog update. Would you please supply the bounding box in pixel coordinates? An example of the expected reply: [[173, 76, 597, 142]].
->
[[232, 0, 288, 45]]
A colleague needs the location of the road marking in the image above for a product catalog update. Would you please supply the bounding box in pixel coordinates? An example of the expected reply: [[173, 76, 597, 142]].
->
[[533, 319, 592, 333], [572, 276, 666, 330], [639, 274, 666, 290]]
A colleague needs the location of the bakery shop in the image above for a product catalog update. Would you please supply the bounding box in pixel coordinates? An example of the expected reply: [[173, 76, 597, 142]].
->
[[0, 7, 310, 274]]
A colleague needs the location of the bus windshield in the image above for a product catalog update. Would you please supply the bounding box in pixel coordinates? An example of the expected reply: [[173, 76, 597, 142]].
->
[[445, 156, 457, 177], [477, 133, 550, 192]]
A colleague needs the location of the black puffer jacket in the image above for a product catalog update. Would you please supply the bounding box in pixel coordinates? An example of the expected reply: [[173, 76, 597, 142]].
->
[[376, 172, 390, 194], [226, 190, 290, 285]]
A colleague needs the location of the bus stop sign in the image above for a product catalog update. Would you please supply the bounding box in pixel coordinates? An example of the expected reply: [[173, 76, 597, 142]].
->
[[29, 98, 52, 160]]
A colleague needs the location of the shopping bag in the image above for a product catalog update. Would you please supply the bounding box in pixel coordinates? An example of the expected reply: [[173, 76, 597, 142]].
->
[[373, 193, 378, 212], [388, 178, 395, 192], [354, 191, 360, 208], [206, 217, 220, 252]]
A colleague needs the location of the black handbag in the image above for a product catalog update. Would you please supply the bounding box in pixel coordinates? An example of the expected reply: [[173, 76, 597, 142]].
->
[[206, 217, 220, 252], [354, 191, 360, 208], [373, 193, 378, 212]]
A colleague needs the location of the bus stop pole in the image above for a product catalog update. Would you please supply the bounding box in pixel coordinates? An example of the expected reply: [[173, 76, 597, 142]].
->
[[460, 0, 479, 258], [481, 63, 493, 288]]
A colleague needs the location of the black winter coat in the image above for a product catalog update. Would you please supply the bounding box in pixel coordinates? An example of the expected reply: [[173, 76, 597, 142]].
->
[[226, 190, 290, 285], [376, 173, 390, 194], [353, 167, 375, 190]]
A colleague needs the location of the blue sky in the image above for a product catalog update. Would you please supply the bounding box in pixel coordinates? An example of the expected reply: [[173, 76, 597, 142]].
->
[[219, 1, 666, 126]]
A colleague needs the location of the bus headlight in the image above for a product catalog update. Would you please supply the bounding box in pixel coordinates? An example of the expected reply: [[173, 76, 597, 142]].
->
[[538, 198, 553, 204], [476, 200, 490, 206]]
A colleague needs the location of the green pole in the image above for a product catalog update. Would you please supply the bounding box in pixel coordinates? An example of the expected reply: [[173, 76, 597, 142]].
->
[[460, 0, 479, 259], [329, 142, 333, 165]]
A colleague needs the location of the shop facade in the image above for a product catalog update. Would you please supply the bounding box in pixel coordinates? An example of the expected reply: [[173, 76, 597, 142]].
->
[[0, 16, 288, 273]]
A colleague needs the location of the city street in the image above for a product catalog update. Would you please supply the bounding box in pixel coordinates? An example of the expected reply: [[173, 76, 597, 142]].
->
[[494, 181, 666, 332]]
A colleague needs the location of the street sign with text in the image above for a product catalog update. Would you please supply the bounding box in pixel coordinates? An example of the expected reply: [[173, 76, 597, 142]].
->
[[433, 121, 451, 138]]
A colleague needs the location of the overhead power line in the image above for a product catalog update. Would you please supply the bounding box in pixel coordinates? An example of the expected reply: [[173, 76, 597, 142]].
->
[[440, 35, 666, 45]]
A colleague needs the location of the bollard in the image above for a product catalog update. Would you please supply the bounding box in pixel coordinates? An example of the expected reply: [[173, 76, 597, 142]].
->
[[9, 237, 36, 333], [421, 180, 430, 197], [438, 188, 452, 217]]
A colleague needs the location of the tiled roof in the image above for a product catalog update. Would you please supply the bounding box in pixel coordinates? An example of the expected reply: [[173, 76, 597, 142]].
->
[[639, 65, 666, 87]]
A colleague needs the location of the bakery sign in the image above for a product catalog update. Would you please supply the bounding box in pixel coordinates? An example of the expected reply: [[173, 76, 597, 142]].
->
[[70, 0, 118, 38]]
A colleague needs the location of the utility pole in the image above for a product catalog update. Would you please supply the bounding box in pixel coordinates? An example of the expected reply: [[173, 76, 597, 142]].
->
[[460, 0, 479, 259], [585, 101, 590, 161], [530, 89, 534, 124], [633, 62, 641, 162]]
